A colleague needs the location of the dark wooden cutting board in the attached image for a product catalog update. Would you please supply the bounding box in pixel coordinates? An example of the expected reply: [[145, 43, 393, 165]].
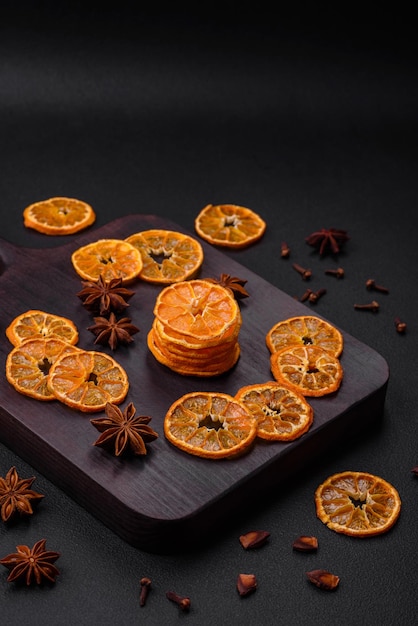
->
[[0, 215, 389, 552]]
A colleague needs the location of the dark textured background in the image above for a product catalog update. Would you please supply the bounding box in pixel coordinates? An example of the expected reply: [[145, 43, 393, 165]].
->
[[1, 4, 417, 624]]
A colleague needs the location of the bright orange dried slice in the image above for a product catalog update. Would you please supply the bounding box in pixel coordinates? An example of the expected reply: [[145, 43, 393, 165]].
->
[[125, 229, 204, 284], [164, 391, 257, 458], [315, 471, 401, 537], [153, 279, 240, 340], [194, 204, 266, 248], [23, 197, 95, 235], [235, 382, 313, 441], [270, 345, 343, 397], [5, 338, 79, 401], [47, 349, 129, 412], [266, 315, 343, 358], [6, 310, 79, 347], [71, 239, 143, 284]]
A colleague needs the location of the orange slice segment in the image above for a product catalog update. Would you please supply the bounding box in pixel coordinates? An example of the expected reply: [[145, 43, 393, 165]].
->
[[315, 471, 401, 537], [164, 391, 257, 458], [266, 315, 343, 357], [125, 229, 204, 284], [6, 310, 79, 347], [194, 204, 266, 248], [270, 345, 343, 397], [47, 350, 129, 412], [235, 382, 313, 441], [23, 197, 95, 235], [5, 338, 79, 401], [71, 239, 143, 284]]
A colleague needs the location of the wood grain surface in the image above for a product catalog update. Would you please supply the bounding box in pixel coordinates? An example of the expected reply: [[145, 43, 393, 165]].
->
[[0, 215, 389, 552]]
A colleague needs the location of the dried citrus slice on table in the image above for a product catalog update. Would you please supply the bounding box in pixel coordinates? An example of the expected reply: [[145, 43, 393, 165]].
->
[[47, 349, 129, 412], [6, 338, 79, 401], [235, 382, 313, 441], [270, 345, 343, 397], [23, 197, 95, 235], [266, 315, 343, 357], [125, 229, 204, 283], [164, 391, 257, 459], [148, 279, 242, 376], [6, 310, 79, 347], [194, 204, 266, 248], [315, 471, 401, 537], [71, 239, 143, 283]]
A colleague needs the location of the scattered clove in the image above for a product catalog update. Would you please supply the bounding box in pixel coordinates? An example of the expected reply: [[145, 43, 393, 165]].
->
[[354, 301, 379, 312], [166, 591, 191, 612], [139, 577, 152, 607], [366, 279, 389, 293], [394, 317, 407, 334], [324, 267, 344, 279], [308, 288, 327, 304], [280, 241, 290, 258], [292, 263, 312, 280]]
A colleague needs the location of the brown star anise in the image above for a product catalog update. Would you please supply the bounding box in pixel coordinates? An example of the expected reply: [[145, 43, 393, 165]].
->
[[204, 273, 249, 299], [87, 312, 139, 350], [305, 228, 349, 256], [77, 275, 135, 315], [90, 402, 159, 456], [0, 466, 44, 523], [0, 539, 60, 585]]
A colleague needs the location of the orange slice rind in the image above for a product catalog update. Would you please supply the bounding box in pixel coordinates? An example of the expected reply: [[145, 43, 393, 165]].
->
[[270, 344, 343, 397], [315, 471, 401, 537], [266, 315, 343, 358], [125, 229, 204, 284], [235, 381, 314, 441], [71, 238, 143, 284], [23, 197, 95, 235], [164, 391, 257, 458], [194, 204, 266, 248]]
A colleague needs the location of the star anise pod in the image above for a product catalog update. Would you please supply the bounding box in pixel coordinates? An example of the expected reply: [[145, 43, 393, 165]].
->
[[204, 273, 249, 299], [305, 228, 349, 256], [90, 402, 159, 456], [0, 466, 44, 523], [77, 275, 135, 315], [87, 312, 139, 350], [0, 539, 60, 585]]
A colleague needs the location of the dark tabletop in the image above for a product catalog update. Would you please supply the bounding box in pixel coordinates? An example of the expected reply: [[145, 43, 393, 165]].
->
[[1, 4, 417, 625]]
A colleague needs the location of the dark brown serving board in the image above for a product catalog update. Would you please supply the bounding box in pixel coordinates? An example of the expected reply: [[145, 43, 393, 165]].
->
[[0, 215, 389, 552]]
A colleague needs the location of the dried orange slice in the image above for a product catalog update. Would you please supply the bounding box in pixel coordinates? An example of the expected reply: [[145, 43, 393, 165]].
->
[[270, 345, 343, 397], [164, 391, 257, 458], [47, 349, 129, 412], [125, 229, 204, 284], [6, 310, 79, 347], [194, 204, 266, 248], [315, 471, 401, 537], [23, 197, 95, 235], [266, 315, 343, 358], [235, 382, 313, 441], [71, 239, 143, 284], [5, 338, 79, 401]]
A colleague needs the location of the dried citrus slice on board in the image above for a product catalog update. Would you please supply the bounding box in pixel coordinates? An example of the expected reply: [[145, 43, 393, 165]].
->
[[266, 315, 343, 358], [235, 382, 313, 441], [47, 350, 129, 412], [194, 204, 266, 248], [149, 279, 242, 376], [270, 345, 343, 397], [125, 229, 204, 284], [5, 338, 79, 401], [23, 197, 95, 235], [164, 391, 257, 459], [315, 471, 401, 537], [71, 239, 143, 284], [6, 310, 79, 347]]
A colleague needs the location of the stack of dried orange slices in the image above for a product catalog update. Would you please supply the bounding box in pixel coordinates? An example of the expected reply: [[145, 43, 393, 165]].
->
[[5, 310, 129, 412], [266, 315, 344, 397], [147, 279, 242, 376]]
